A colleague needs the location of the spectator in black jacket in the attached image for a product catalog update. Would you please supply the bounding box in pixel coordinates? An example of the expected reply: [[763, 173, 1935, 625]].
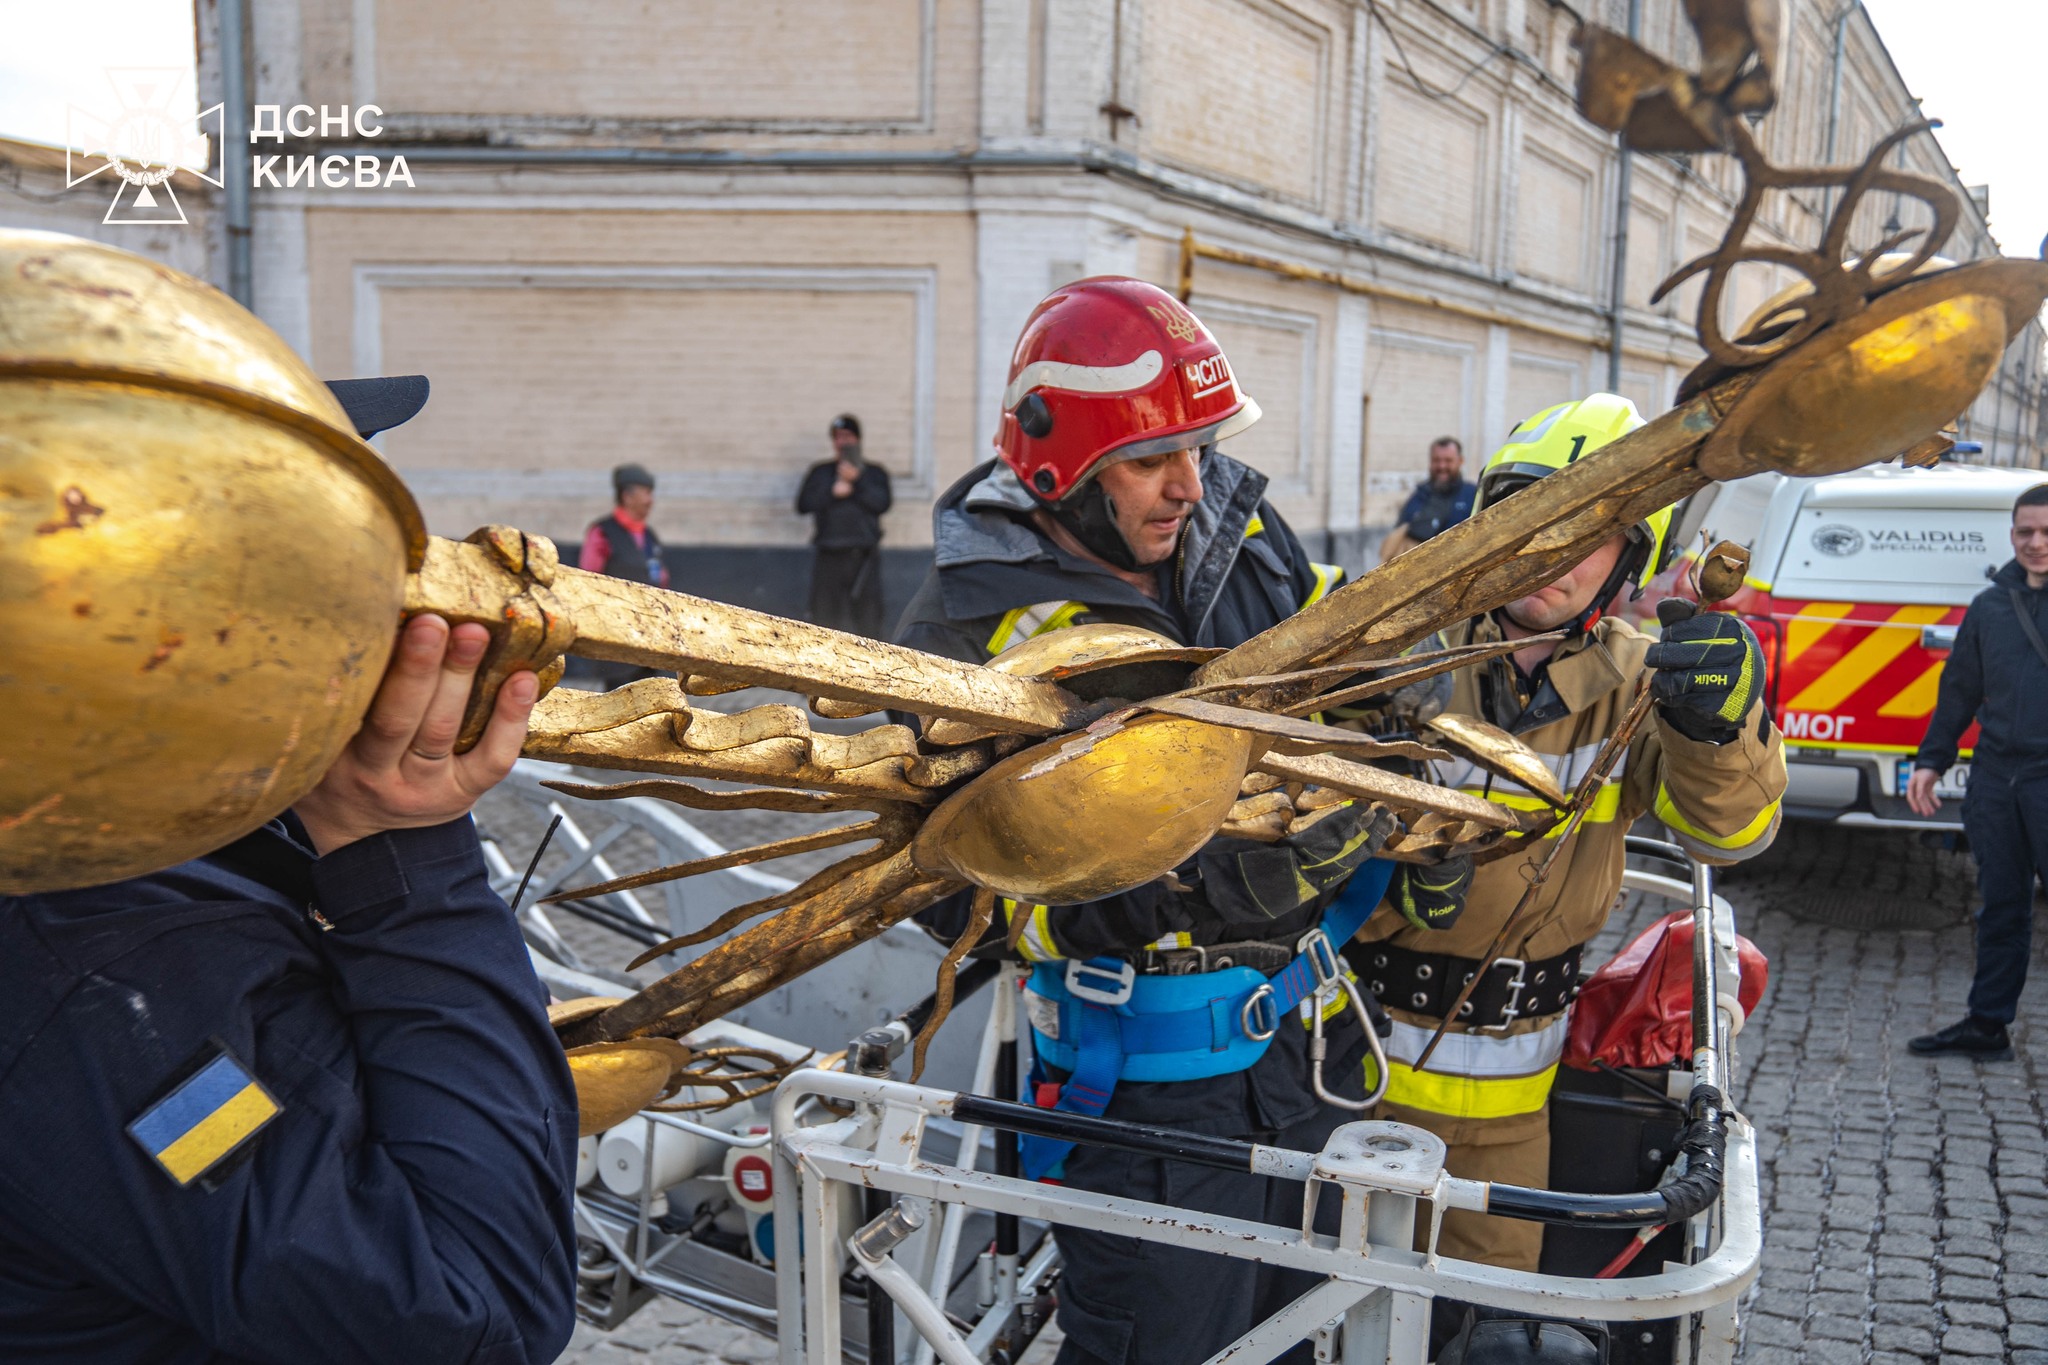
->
[[1906, 481, 2048, 1059], [797, 413, 892, 635], [0, 377, 574, 1364]]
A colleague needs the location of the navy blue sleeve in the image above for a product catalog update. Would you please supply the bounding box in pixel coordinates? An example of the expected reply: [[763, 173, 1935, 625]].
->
[[0, 820, 578, 1365], [1914, 600, 1985, 775], [1398, 485, 1427, 526]]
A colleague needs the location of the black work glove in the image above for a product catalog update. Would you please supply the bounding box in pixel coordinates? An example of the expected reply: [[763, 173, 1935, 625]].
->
[[1193, 800, 1395, 925], [1644, 608, 1765, 744], [1389, 855, 1472, 932]]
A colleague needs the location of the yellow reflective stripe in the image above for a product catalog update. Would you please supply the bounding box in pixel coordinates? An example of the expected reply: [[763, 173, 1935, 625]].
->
[[985, 600, 1091, 656], [1145, 931, 1193, 950], [1302, 968, 1359, 1025], [1460, 782, 1623, 832], [1378, 1017, 1565, 1119], [1303, 562, 1343, 607], [1244, 515, 1266, 537], [1721, 633, 1757, 722], [1041, 601, 1088, 634], [1001, 898, 1060, 962], [1381, 1062, 1560, 1119], [1653, 783, 1779, 852]]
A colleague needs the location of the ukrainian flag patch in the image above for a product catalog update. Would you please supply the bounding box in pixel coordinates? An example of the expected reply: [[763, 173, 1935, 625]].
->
[[127, 1049, 280, 1187]]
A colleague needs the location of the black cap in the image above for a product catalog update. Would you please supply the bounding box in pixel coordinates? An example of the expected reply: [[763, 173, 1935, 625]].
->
[[325, 375, 431, 438], [613, 462, 656, 493], [829, 413, 862, 439]]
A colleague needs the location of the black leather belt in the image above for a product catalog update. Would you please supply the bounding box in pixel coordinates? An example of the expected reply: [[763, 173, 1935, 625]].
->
[[1139, 938, 1295, 977], [1345, 940, 1583, 1027]]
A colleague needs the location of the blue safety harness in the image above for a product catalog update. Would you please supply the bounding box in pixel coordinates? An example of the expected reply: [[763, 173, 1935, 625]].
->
[[1019, 859, 1394, 1179]]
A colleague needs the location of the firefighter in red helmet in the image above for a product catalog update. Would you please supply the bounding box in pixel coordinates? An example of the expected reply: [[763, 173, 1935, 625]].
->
[[897, 278, 1465, 1364]]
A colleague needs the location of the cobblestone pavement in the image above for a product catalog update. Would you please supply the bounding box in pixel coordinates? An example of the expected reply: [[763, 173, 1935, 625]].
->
[[533, 794, 2048, 1365]]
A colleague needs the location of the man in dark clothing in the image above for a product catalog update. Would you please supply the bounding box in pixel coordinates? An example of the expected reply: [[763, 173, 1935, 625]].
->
[[898, 278, 1462, 1364], [0, 379, 576, 1364], [797, 413, 892, 635], [1907, 482, 2048, 1060], [1379, 436, 1477, 562], [583, 462, 669, 687]]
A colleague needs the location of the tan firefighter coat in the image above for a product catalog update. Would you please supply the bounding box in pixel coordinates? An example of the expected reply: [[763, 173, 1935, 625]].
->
[[1357, 611, 1786, 1269]]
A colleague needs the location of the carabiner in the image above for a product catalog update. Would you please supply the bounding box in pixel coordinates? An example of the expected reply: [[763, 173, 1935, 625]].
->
[[1308, 971, 1379, 1112]]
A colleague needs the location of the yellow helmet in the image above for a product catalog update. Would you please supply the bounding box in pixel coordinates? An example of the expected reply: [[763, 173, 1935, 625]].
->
[[1475, 393, 1675, 591]]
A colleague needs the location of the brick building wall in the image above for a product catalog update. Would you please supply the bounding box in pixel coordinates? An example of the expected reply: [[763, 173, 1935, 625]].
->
[[176, 0, 2045, 614]]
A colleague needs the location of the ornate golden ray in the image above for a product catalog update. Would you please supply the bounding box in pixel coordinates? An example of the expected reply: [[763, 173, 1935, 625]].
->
[[9, 0, 2048, 1106]]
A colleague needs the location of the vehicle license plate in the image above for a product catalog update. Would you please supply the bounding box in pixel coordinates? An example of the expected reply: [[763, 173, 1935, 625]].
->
[[1896, 759, 1968, 799]]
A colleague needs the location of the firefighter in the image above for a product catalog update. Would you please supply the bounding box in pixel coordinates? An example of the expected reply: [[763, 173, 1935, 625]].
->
[[1347, 393, 1787, 1272], [896, 277, 1466, 1364]]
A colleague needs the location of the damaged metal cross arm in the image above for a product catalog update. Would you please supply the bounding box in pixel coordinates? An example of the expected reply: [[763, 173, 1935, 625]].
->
[[401, 531, 1092, 743]]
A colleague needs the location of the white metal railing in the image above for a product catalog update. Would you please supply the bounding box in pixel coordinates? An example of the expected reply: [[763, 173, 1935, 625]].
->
[[769, 845, 1758, 1365], [771, 1070, 1760, 1365]]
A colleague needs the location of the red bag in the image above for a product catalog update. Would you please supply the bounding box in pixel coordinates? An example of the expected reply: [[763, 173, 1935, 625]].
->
[[1563, 911, 1768, 1071]]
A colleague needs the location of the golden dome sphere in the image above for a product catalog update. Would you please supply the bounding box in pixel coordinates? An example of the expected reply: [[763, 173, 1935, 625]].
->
[[1701, 254, 2048, 481], [913, 625, 1257, 904], [0, 230, 424, 892]]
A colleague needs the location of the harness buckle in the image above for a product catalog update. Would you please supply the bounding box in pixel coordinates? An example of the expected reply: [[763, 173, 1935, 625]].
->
[[1064, 957, 1136, 1007], [1297, 928, 1342, 990], [1475, 957, 1529, 1034], [1239, 985, 1280, 1042]]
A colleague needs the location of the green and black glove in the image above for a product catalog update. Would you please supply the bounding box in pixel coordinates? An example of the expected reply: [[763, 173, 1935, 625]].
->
[[1195, 800, 1395, 923], [1644, 608, 1765, 744], [1390, 855, 1472, 932]]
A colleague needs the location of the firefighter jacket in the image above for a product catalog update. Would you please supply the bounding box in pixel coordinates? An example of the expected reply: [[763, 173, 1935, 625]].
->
[[896, 453, 1363, 1135], [1356, 611, 1786, 1129]]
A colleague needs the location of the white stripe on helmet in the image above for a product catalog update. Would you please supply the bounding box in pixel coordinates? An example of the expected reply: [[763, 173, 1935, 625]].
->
[[1001, 349, 1165, 410]]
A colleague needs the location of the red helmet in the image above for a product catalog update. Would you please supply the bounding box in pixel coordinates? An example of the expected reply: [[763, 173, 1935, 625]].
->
[[996, 277, 1261, 502]]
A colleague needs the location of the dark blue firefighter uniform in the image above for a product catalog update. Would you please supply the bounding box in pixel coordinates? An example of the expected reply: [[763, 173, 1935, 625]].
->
[[898, 454, 1371, 1364], [0, 815, 579, 1364]]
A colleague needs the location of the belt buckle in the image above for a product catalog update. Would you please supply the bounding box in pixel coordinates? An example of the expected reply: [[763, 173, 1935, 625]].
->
[[1475, 956, 1528, 1034], [1065, 957, 1136, 1006]]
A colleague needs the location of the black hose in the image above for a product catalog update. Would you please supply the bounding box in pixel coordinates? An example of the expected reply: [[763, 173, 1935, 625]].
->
[[953, 1094, 1262, 1174], [902, 959, 1001, 1038], [849, 960, 1003, 1075], [1622, 834, 1691, 869], [1484, 1185, 1670, 1227], [864, 1187, 896, 1361], [1653, 1084, 1728, 1225], [992, 1042, 1020, 1262]]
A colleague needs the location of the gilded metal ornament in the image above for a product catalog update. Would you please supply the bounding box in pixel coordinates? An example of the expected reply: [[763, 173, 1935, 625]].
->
[[8, 0, 2048, 1090]]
